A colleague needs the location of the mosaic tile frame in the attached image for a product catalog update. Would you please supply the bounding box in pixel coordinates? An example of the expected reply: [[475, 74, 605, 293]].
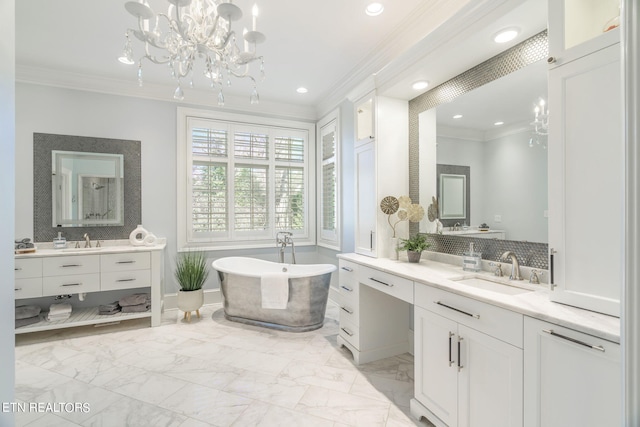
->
[[408, 31, 549, 269], [33, 133, 141, 243]]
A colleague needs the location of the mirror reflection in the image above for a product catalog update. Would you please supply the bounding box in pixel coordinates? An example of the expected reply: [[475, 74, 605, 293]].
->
[[52, 151, 124, 227], [420, 60, 548, 243]]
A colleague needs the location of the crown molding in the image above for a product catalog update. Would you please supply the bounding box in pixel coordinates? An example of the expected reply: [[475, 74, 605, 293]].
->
[[16, 65, 317, 122]]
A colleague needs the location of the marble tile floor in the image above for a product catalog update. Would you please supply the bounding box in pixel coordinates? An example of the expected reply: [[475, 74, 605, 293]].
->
[[14, 302, 435, 427]]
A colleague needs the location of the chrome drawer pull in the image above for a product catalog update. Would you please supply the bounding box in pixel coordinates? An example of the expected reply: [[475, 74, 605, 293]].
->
[[61, 264, 81, 268], [448, 332, 454, 367], [435, 301, 480, 319], [14, 288, 22, 291], [340, 285, 353, 292], [340, 266, 353, 272], [14, 267, 22, 271], [341, 306, 353, 315], [369, 277, 393, 287], [457, 336, 464, 371], [542, 329, 605, 352], [62, 283, 81, 287], [116, 278, 136, 282], [117, 260, 136, 264], [340, 327, 354, 337]]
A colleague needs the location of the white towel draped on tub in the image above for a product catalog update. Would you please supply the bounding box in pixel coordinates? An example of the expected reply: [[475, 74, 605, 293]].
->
[[261, 272, 289, 309]]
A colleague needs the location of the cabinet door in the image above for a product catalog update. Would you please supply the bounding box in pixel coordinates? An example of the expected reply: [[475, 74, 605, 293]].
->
[[355, 96, 375, 144], [354, 141, 376, 256], [458, 325, 523, 427], [414, 306, 458, 427], [547, 0, 620, 67], [548, 43, 622, 316], [524, 317, 620, 427]]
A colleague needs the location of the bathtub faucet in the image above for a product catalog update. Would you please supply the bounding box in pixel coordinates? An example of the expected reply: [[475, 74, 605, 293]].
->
[[276, 232, 296, 264]]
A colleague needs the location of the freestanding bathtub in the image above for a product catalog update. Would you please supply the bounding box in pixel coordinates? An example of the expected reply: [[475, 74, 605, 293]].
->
[[211, 257, 337, 332]]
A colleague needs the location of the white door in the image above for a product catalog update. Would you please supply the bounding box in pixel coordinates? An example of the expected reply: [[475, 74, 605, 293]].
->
[[458, 325, 523, 427], [523, 317, 620, 427], [547, 43, 622, 316], [414, 307, 458, 427], [354, 141, 376, 256]]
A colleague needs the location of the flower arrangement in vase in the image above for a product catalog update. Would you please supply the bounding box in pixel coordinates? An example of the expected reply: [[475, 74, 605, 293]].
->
[[379, 195, 425, 259]]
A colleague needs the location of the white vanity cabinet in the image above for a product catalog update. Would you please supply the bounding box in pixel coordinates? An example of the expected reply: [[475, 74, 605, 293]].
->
[[523, 317, 620, 426], [337, 259, 411, 365], [547, 0, 622, 316], [14, 245, 165, 333], [353, 93, 408, 258], [412, 285, 523, 427]]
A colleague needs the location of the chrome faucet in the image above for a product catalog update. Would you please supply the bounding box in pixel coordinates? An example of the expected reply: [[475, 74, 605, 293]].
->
[[83, 233, 91, 248], [276, 232, 296, 264], [501, 251, 522, 280]]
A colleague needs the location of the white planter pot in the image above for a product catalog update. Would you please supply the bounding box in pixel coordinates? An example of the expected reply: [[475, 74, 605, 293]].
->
[[177, 288, 204, 322]]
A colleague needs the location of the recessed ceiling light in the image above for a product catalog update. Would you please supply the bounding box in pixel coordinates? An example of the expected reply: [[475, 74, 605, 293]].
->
[[296, 87, 308, 94], [412, 81, 429, 90], [494, 121, 504, 126], [453, 114, 463, 119], [493, 27, 519, 43], [365, 2, 384, 16]]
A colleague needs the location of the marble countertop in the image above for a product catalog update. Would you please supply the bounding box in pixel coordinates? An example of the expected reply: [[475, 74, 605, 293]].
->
[[337, 252, 620, 344], [15, 238, 167, 258]]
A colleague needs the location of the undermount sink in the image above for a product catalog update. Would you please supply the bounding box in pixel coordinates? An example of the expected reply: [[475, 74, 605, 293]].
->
[[451, 275, 533, 296]]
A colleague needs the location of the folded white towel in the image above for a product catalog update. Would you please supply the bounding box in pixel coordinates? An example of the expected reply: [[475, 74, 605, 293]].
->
[[261, 272, 289, 309], [49, 303, 72, 315], [47, 312, 71, 322]]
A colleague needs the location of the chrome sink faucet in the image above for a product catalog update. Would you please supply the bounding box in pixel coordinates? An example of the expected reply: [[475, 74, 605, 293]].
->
[[501, 251, 522, 280], [83, 233, 91, 248]]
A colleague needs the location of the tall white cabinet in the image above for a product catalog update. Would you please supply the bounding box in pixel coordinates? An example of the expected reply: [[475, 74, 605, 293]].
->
[[547, 0, 623, 316], [353, 93, 408, 258]]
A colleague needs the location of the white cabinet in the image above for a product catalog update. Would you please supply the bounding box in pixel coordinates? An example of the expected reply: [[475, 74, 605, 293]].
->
[[547, 37, 622, 316], [15, 246, 165, 332], [337, 260, 411, 365], [523, 316, 620, 427], [412, 285, 523, 427], [547, 0, 619, 67], [353, 93, 408, 258]]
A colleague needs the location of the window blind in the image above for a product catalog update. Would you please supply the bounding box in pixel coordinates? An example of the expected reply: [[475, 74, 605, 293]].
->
[[275, 167, 304, 230]]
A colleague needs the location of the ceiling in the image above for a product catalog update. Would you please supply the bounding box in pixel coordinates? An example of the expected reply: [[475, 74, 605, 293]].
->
[[15, 0, 547, 118]]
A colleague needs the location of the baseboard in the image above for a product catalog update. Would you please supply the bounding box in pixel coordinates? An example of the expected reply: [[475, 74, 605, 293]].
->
[[164, 289, 222, 310]]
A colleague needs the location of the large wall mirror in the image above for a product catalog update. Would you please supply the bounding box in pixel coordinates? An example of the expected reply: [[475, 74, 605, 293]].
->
[[34, 133, 141, 242], [420, 59, 548, 243], [408, 29, 550, 269]]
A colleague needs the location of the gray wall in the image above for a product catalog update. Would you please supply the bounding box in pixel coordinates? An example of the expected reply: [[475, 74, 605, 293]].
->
[[1, 0, 16, 423]]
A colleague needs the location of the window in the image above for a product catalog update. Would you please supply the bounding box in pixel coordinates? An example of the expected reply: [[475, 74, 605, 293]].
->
[[178, 108, 315, 249], [317, 114, 340, 249]]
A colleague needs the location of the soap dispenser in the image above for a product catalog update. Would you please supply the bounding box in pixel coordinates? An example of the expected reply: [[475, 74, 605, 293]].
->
[[53, 229, 67, 249], [462, 242, 482, 272]]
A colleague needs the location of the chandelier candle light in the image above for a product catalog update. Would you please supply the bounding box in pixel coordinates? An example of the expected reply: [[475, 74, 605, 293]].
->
[[118, 0, 266, 106]]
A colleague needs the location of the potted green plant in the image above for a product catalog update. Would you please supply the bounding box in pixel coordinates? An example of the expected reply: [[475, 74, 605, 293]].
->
[[175, 251, 209, 322], [398, 234, 430, 263]]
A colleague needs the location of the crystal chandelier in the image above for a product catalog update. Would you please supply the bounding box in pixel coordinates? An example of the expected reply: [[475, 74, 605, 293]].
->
[[529, 98, 548, 149], [118, 0, 266, 106], [531, 98, 548, 136]]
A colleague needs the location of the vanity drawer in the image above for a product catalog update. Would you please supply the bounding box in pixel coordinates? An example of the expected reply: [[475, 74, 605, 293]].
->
[[43, 273, 100, 296], [358, 266, 414, 303], [15, 258, 43, 279], [416, 284, 523, 348], [43, 255, 100, 276], [338, 260, 358, 286], [101, 252, 151, 272], [339, 301, 359, 326], [14, 278, 43, 299], [101, 269, 151, 291], [339, 318, 360, 349]]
